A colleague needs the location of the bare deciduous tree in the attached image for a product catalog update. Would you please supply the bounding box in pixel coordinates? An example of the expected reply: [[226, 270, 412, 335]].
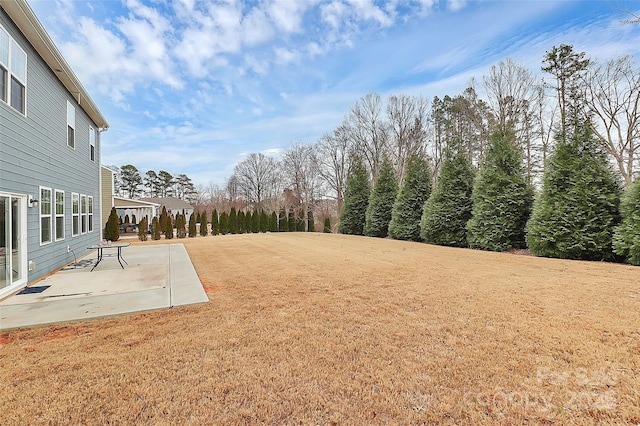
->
[[386, 94, 429, 185], [347, 93, 389, 181], [231, 152, 279, 210], [315, 122, 352, 214], [583, 55, 640, 185]]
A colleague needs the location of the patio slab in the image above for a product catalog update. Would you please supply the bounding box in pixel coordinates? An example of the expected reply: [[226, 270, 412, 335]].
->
[[0, 243, 208, 330]]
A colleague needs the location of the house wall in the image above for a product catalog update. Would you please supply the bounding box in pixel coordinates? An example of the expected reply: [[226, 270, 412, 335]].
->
[[0, 9, 102, 283]]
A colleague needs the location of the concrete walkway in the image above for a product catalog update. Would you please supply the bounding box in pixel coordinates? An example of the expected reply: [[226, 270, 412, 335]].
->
[[0, 244, 208, 330]]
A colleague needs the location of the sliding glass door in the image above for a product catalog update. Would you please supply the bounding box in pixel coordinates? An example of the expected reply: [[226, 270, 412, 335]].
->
[[1, 194, 27, 297]]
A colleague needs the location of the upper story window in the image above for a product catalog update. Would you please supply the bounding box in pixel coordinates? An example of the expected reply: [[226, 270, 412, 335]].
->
[[67, 101, 75, 148], [89, 126, 96, 162], [0, 25, 27, 115]]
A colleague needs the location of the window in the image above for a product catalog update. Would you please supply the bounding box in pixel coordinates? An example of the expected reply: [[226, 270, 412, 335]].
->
[[72, 193, 79, 236], [40, 187, 52, 244], [0, 27, 7, 103], [89, 127, 96, 162], [1, 26, 26, 113], [67, 101, 75, 148], [81, 194, 87, 234], [0, 28, 27, 115], [88, 196, 94, 232], [55, 190, 65, 241]]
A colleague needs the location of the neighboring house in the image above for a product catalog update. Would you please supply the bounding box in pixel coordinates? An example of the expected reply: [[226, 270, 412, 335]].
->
[[140, 197, 194, 224], [100, 166, 159, 232], [0, 0, 108, 298]]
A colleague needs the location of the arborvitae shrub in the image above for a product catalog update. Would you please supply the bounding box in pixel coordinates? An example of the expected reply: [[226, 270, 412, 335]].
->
[[296, 214, 305, 232], [176, 214, 187, 238], [467, 131, 534, 251], [238, 211, 245, 234], [307, 209, 315, 232], [260, 210, 269, 233], [613, 179, 640, 265], [160, 206, 168, 235], [151, 216, 161, 240], [104, 207, 120, 241], [137, 217, 148, 241], [339, 158, 370, 235], [323, 217, 331, 233], [229, 207, 238, 234], [526, 123, 620, 260], [279, 208, 287, 231], [365, 158, 398, 238], [124, 214, 130, 224], [132, 214, 137, 225], [251, 210, 260, 233], [420, 151, 475, 247], [211, 209, 219, 236], [188, 212, 197, 237], [219, 211, 229, 235], [165, 214, 174, 239], [288, 208, 296, 232], [389, 154, 432, 241], [199, 211, 208, 236], [270, 211, 278, 232]]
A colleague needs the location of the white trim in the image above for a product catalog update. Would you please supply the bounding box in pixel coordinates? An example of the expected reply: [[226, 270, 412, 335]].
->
[[54, 189, 64, 241], [67, 100, 75, 149], [0, 23, 27, 116], [80, 194, 87, 234], [39, 186, 52, 245], [72, 192, 79, 236], [89, 126, 96, 162], [0, 193, 28, 299], [88, 195, 94, 233]]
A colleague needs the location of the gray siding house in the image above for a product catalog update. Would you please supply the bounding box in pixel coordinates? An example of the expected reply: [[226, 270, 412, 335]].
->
[[0, 0, 108, 299]]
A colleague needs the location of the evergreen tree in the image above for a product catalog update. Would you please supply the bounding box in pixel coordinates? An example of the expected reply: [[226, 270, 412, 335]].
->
[[188, 212, 197, 237], [420, 151, 475, 247], [365, 158, 398, 238], [252, 210, 260, 233], [211, 209, 219, 236], [124, 214, 130, 224], [229, 207, 238, 234], [245, 210, 253, 233], [526, 123, 620, 260], [307, 209, 315, 232], [260, 210, 269, 233], [339, 158, 370, 235], [159, 206, 168, 235], [132, 214, 137, 225], [237, 211, 246, 234], [176, 213, 187, 238], [296, 213, 305, 232], [613, 179, 640, 265], [467, 131, 534, 251], [279, 208, 288, 231], [323, 217, 331, 233], [104, 207, 120, 241], [199, 211, 208, 236], [151, 216, 161, 240], [137, 217, 148, 241], [165, 214, 174, 239], [270, 211, 278, 232], [288, 208, 296, 232], [219, 211, 229, 235], [389, 154, 432, 241]]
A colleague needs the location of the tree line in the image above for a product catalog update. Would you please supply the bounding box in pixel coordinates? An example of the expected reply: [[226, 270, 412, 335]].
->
[[105, 164, 197, 202]]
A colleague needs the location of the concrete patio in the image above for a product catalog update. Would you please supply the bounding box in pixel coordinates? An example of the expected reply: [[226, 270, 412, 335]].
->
[[0, 243, 208, 330]]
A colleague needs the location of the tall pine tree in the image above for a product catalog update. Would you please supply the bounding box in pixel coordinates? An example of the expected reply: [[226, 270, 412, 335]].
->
[[526, 122, 620, 260], [338, 158, 370, 235], [365, 158, 398, 238], [467, 131, 533, 251], [389, 154, 432, 241], [420, 150, 475, 247]]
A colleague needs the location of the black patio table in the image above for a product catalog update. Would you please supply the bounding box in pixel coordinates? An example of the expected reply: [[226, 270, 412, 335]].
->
[[87, 242, 131, 271]]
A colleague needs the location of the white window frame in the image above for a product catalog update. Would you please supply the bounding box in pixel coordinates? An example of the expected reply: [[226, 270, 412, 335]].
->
[[0, 24, 27, 115], [72, 192, 79, 236], [89, 126, 96, 162], [88, 196, 94, 232], [80, 194, 87, 234], [67, 100, 75, 149], [40, 186, 52, 245], [54, 189, 65, 241]]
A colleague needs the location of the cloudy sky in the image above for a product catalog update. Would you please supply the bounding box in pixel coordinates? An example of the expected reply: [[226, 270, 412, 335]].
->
[[29, 0, 640, 187]]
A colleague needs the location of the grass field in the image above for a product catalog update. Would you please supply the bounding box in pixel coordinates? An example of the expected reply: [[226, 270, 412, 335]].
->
[[1, 233, 639, 424]]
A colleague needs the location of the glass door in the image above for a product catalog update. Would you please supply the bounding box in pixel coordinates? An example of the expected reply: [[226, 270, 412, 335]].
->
[[0, 194, 27, 297]]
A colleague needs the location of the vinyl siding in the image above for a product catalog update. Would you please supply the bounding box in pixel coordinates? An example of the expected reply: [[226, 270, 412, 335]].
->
[[0, 9, 103, 283]]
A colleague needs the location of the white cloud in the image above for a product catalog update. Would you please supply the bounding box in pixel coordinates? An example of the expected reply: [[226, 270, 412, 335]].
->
[[274, 46, 299, 65], [447, 0, 467, 12], [346, 0, 394, 26]]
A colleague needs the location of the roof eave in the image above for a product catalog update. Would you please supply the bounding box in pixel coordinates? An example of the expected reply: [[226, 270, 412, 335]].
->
[[1, 0, 109, 129]]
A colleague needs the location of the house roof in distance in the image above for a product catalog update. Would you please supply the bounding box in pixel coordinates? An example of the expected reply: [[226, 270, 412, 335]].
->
[[140, 197, 193, 211], [1, 0, 108, 129]]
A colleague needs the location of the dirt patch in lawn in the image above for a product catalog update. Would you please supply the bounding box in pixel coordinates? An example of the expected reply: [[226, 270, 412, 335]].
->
[[1, 233, 639, 424]]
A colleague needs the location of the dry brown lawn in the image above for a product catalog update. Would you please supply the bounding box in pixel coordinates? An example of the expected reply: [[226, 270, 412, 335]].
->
[[1, 233, 639, 425]]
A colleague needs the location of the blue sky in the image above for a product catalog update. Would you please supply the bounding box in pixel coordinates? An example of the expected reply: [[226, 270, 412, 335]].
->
[[29, 0, 640, 188]]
